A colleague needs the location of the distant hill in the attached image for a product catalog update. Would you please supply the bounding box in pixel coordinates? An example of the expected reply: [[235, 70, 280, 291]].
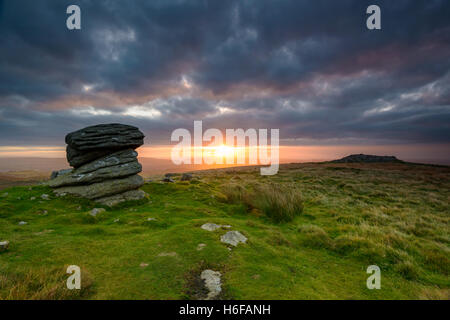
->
[[331, 154, 402, 163]]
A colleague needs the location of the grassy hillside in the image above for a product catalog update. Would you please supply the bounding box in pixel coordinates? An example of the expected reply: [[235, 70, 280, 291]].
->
[[0, 162, 448, 299]]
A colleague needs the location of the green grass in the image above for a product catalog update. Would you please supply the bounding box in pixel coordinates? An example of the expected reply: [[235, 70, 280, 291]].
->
[[0, 162, 449, 299]]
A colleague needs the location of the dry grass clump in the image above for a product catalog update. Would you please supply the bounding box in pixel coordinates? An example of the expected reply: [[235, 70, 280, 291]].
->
[[252, 184, 303, 223], [0, 266, 93, 300], [221, 183, 247, 204], [221, 182, 303, 222]]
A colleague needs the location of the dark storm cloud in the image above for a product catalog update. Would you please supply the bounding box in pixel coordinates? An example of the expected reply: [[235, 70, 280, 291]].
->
[[0, 0, 449, 146]]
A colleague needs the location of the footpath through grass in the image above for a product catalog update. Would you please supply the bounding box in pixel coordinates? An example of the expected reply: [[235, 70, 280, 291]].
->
[[0, 162, 448, 299]]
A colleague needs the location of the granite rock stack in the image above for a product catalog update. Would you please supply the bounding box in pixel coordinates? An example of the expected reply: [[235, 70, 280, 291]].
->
[[49, 124, 146, 206]]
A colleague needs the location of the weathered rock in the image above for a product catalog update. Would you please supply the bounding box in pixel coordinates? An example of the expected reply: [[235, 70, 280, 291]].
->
[[66, 146, 116, 168], [66, 123, 144, 150], [18, 221, 27, 226], [95, 189, 147, 207], [200, 270, 222, 300], [41, 194, 49, 200], [50, 169, 72, 180], [0, 241, 9, 252], [181, 173, 193, 181], [48, 157, 142, 187], [220, 231, 247, 246], [53, 174, 144, 200], [76, 149, 137, 172], [50, 123, 146, 204], [201, 223, 222, 231], [162, 177, 174, 183], [89, 208, 106, 217], [201, 223, 231, 231], [65, 123, 144, 168], [331, 154, 402, 163]]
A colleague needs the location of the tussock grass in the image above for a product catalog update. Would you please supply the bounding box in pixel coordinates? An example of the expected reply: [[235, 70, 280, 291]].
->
[[297, 224, 332, 249], [251, 184, 303, 223], [0, 267, 93, 300], [222, 182, 303, 222]]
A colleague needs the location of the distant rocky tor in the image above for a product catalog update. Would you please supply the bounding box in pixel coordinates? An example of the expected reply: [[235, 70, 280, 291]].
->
[[331, 154, 402, 163], [47, 123, 147, 206]]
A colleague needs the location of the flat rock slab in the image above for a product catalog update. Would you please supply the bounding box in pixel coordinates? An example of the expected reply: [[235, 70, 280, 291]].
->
[[220, 231, 247, 246], [201, 223, 231, 231], [95, 189, 147, 207], [201, 270, 222, 300], [201, 223, 222, 231], [67, 147, 117, 168], [66, 123, 144, 151], [53, 174, 144, 200], [75, 149, 138, 174], [48, 159, 141, 187]]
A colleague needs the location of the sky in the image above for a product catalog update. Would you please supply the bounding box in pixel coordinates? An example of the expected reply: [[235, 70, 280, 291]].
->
[[0, 0, 449, 164]]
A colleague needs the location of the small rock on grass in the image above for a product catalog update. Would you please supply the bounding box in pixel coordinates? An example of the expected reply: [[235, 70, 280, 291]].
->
[[157, 252, 177, 257], [18, 221, 27, 226], [220, 231, 247, 247], [180, 173, 193, 181], [147, 217, 156, 221], [197, 243, 206, 251], [0, 241, 9, 252], [201, 270, 222, 300], [201, 223, 231, 232], [140, 262, 149, 267], [90, 208, 105, 217], [41, 194, 50, 200], [33, 229, 54, 236]]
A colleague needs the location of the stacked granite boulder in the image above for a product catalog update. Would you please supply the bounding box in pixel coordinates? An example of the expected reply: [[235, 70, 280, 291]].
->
[[48, 124, 146, 206]]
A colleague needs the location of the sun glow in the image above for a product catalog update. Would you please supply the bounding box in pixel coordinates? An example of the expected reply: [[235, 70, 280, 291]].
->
[[213, 145, 235, 158], [202, 144, 238, 161]]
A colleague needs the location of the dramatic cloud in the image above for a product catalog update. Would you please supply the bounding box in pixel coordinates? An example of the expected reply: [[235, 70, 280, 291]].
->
[[0, 0, 449, 148]]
